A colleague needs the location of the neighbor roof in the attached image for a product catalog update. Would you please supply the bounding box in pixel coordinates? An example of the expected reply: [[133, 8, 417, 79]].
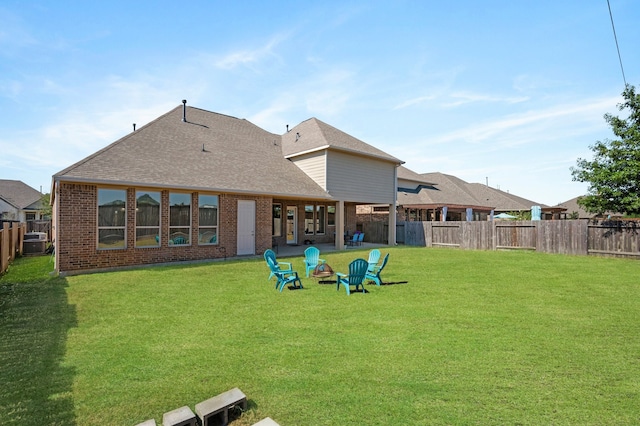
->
[[397, 171, 550, 212], [398, 172, 493, 210], [0, 180, 43, 209], [54, 105, 333, 200], [467, 183, 546, 211], [282, 117, 402, 164], [555, 196, 618, 219], [397, 166, 436, 185]]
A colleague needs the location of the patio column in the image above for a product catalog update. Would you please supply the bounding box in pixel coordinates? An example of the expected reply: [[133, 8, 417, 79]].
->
[[335, 199, 345, 250], [388, 203, 396, 245]]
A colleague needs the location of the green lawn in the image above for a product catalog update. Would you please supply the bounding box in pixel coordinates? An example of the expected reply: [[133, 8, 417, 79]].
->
[[1, 247, 639, 425]]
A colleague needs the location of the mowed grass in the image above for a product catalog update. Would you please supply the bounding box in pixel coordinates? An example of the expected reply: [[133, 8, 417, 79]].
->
[[1, 247, 639, 425]]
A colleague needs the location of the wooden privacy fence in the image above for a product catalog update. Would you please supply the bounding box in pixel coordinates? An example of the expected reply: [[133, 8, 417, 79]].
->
[[1, 221, 26, 275], [389, 220, 640, 259]]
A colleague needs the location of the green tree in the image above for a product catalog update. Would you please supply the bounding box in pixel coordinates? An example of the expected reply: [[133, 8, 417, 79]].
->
[[571, 84, 640, 215], [39, 193, 52, 218]]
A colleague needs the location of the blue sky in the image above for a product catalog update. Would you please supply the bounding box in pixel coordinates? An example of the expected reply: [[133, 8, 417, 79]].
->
[[1, 1, 638, 206]]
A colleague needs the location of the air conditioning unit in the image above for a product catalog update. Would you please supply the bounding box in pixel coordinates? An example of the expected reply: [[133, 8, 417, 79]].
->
[[24, 232, 48, 254], [24, 232, 48, 241]]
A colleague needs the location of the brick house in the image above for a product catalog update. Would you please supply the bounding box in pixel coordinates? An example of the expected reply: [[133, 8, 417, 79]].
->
[[51, 102, 402, 274]]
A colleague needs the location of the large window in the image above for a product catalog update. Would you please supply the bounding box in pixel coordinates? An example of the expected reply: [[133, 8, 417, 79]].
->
[[316, 205, 326, 234], [136, 191, 160, 247], [305, 205, 314, 235], [97, 188, 126, 249], [169, 193, 191, 245], [304, 204, 329, 235], [328, 205, 335, 226], [272, 204, 282, 237], [198, 194, 218, 245]]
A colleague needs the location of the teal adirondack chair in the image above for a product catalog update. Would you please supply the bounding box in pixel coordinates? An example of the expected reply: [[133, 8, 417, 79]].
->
[[365, 253, 389, 286], [366, 249, 381, 273], [303, 246, 325, 277], [336, 258, 369, 295], [264, 249, 293, 282], [266, 257, 303, 292], [357, 232, 365, 246], [346, 233, 359, 246], [171, 236, 187, 245]]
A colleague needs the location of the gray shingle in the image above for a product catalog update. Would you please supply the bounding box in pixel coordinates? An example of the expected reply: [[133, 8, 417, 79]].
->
[[282, 118, 401, 164], [54, 106, 333, 199], [0, 180, 43, 209]]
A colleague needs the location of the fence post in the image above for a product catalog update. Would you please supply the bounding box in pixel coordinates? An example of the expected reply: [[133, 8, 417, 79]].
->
[[18, 223, 25, 256], [9, 222, 18, 263], [1, 222, 8, 274]]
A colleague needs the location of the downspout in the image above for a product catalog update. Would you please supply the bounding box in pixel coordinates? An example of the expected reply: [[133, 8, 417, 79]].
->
[[336, 200, 345, 250], [389, 166, 398, 245], [53, 179, 59, 274]]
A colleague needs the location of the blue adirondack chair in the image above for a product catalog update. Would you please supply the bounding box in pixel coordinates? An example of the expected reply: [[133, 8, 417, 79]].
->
[[264, 249, 293, 282], [367, 249, 381, 273], [356, 232, 365, 246], [346, 233, 359, 246], [365, 253, 389, 286], [266, 257, 303, 292], [303, 246, 325, 277], [336, 258, 369, 295]]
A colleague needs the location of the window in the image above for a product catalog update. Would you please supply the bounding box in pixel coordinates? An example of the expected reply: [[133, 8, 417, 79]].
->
[[304, 205, 314, 234], [328, 205, 335, 226], [303, 204, 328, 235], [316, 205, 325, 234], [272, 203, 282, 237], [136, 191, 160, 247], [169, 193, 191, 245], [198, 194, 218, 245], [98, 189, 126, 249]]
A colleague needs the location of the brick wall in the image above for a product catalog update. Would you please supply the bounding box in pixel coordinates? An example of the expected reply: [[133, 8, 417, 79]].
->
[[56, 183, 274, 274]]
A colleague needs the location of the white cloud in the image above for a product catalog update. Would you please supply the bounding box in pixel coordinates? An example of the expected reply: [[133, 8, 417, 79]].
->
[[429, 95, 619, 147], [442, 91, 530, 107], [393, 95, 437, 110], [214, 32, 290, 70]]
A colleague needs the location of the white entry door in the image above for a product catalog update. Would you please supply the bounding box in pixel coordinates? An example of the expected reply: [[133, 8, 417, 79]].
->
[[237, 200, 255, 255], [286, 206, 297, 245]]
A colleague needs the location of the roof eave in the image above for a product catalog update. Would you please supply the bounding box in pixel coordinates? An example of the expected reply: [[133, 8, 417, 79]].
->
[[285, 145, 404, 165], [52, 176, 334, 201]]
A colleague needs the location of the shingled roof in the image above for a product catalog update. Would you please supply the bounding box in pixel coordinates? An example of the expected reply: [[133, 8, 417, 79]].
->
[[54, 105, 333, 200], [397, 166, 436, 185], [397, 171, 548, 212], [399, 172, 492, 209], [0, 179, 44, 209], [282, 117, 402, 164], [467, 183, 546, 211]]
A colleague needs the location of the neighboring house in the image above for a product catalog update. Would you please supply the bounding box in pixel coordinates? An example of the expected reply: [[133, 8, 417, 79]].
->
[[399, 171, 495, 221], [0, 179, 47, 222], [358, 169, 566, 223], [555, 196, 620, 220], [51, 103, 402, 274], [465, 181, 565, 219]]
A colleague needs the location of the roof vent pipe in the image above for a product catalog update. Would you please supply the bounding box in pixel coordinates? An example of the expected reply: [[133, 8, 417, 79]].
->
[[133, 123, 136, 132], [295, 132, 300, 142], [286, 124, 289, 132], [182, 99, 187, 122]]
